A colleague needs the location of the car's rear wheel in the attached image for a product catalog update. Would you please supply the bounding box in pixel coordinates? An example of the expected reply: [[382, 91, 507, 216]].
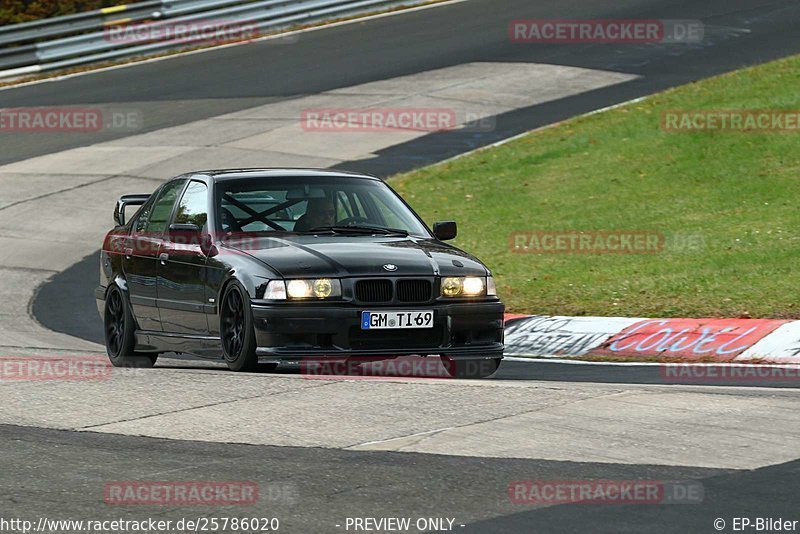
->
[[221, 283, 260, 372], [442, 357, 502, 379], [104, 285, 158, 368]]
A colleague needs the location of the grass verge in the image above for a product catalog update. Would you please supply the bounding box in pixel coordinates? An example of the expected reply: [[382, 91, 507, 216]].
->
[[391, 54, 800, 318]]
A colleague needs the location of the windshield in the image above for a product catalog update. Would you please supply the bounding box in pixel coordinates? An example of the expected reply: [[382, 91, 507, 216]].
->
[[216, 176, 430, 237]]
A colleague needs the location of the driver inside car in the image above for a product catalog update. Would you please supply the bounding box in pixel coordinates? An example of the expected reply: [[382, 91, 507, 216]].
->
[[294, 196, 337, 232]]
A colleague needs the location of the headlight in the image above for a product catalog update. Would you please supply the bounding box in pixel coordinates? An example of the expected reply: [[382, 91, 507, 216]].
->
[[487, 276, 497, 296], [284, 278, 341, 299], [287, 280, 312, 298], [441, 276, 487, 297], [263, 279, 342, 300]]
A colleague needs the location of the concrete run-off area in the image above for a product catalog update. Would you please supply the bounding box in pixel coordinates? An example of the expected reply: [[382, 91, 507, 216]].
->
[[0, 355, 798, 470]]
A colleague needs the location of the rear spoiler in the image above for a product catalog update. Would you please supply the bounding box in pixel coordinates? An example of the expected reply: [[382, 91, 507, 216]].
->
[[114, 194, 151, 226]]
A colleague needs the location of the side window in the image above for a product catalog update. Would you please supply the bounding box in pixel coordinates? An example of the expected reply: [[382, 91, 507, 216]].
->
[[174, 181, 208, 230], [142, 180, 186, 235], [133, 196, 156, 235]]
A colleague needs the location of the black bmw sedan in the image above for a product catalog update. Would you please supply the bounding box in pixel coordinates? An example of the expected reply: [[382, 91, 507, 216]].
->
[[96, 169, 504, 378]]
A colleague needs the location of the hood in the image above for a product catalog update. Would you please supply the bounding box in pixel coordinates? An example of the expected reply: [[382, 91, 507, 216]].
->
[[221, 235, 489, 279]]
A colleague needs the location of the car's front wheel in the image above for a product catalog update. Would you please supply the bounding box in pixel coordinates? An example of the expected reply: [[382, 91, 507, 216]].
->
[[221, 282, 260, 372], [104, 285, 158, 368], [442, 357, 502, 379]]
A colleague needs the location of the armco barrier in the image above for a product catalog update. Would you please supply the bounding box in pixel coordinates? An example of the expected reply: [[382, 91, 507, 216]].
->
[[503, 315, 800, 363], [0, 0, 431, 78]]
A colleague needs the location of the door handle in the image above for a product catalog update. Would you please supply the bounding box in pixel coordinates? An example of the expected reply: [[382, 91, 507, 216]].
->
[[159, 253, 169, 265], [124, 248, 133, 259]]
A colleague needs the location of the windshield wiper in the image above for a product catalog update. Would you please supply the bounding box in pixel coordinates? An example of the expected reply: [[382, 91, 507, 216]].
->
[[307, 225, 409, 236]]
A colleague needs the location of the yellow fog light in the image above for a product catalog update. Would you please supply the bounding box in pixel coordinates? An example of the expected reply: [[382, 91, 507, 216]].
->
[[313, 278, 333, 298], [442, 277, 463, 297], [462, 277, 485, 296]]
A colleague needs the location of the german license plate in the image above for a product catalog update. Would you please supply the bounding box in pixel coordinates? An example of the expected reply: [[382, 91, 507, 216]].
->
[[361, 310, 434, 330]]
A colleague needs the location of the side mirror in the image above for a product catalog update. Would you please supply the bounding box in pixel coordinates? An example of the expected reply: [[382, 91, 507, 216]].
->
[[433, 221, 457, 241], [113, 204, 123, 227], [168, 223, 201, 245]]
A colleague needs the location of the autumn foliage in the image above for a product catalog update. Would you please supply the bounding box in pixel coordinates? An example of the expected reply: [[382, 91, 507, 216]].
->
[[0, 0, 121, 25]]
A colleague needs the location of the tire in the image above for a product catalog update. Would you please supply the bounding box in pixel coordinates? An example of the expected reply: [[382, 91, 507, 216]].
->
[[220, 282, 259, 372], [104, 285, 158, 368], [442, 357, 502, 379]]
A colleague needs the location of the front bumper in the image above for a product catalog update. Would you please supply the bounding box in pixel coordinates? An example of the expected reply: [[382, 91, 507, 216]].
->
[[251, 300, 504, 360]]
